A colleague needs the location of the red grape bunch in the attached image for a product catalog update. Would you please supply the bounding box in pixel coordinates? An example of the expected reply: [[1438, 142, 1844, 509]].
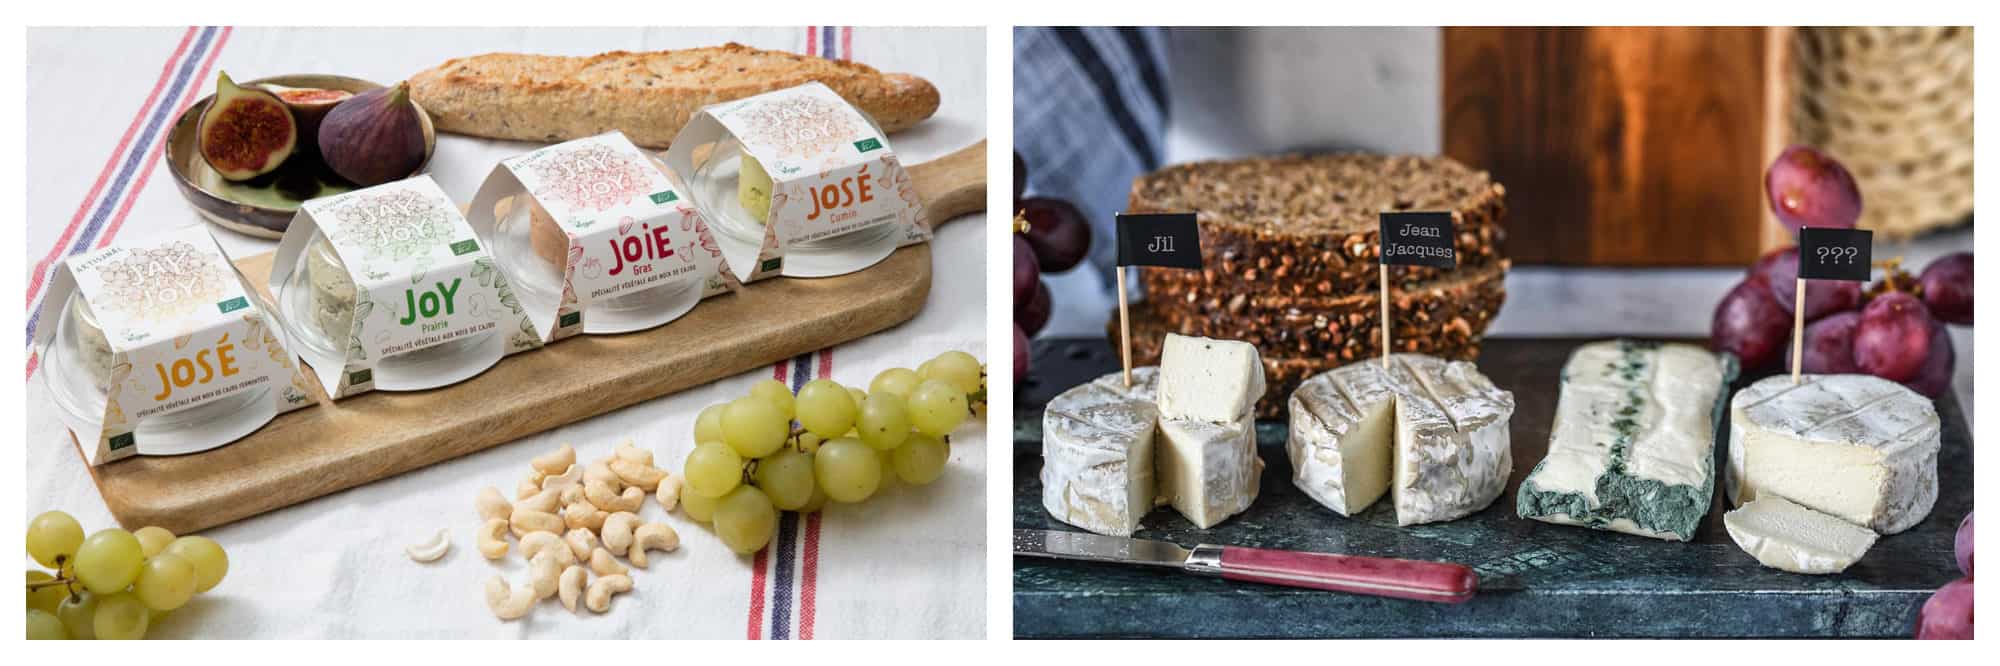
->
[[1012, 152, 1095, 382], [1711, 146, 1972, 398]]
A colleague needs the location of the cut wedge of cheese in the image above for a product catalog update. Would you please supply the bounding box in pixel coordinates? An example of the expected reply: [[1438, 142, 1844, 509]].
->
[[1517, 340, 1734, 541], [1286, 354, 1514, 525], [1157, 414, 1262, 529], [1158, 333, 1265, 424], [1727, 374, 1939, 535], [1039, 368, 1160, 536], [1725, 494, 1879, 574]]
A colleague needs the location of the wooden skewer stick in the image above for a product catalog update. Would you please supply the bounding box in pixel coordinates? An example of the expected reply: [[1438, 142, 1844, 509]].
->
[[1791, 277, 1806, 384], [1118, 268, 1133, 388], [1380, 262, 1391, 368]]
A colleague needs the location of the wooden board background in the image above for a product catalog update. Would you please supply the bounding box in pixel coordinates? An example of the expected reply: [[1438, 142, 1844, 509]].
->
[[86, 141, 985, 534], [1442, 27, 1789, 266]]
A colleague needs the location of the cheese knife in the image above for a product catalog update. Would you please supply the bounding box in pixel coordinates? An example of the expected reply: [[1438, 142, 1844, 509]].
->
[[1013, 528, 1477, 603]]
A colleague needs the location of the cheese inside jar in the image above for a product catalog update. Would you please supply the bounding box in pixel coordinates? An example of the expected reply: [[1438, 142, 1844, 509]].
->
[[485, 189, 702, 332], [686, 124, 897, 254], [46, 292, 265, 436], [277, 232, 486, 370]]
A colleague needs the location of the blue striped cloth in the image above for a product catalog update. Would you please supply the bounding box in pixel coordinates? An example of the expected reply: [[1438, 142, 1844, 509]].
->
[[1013, 26, 1171, 288]]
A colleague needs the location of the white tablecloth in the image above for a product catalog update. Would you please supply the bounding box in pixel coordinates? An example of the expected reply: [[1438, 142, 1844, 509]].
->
[[24, 26, 987, 639]]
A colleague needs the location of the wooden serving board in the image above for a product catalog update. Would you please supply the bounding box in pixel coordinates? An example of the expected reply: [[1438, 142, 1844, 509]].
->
[[1014, 336, 1970, 638], [86, 141, 986, 534]]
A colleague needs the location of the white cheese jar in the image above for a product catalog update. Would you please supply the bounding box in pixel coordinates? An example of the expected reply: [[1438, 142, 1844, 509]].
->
[[277, 232, 488, 377], [46, 292, 269, 453]]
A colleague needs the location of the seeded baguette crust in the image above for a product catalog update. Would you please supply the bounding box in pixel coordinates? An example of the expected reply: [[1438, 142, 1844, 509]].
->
[[1143, 261, 1508, 360], [1127, 154, 1508, 293], [1118, 302, 1486, 419], [408, 43, 941, 148]]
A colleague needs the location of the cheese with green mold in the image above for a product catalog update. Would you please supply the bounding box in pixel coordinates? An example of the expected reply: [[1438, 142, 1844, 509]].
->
[[1516, 340, 1734, 541]]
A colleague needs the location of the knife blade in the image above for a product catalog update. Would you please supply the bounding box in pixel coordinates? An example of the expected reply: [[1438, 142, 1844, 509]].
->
[[1014, 529, 1477, 604]]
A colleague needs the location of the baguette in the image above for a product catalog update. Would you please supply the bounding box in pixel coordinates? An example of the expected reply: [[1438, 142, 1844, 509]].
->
[[408, 43, 940, 148]]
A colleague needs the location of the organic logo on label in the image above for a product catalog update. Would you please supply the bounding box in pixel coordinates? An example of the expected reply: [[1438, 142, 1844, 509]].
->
[[761, 258, 783, 272], [349, 369, 372, 385], [650, 191, 679, 204], [853, 138, 883, 153], [450, 239, 481, 256], [559, 311, 582, 328], [217, 296, 248, 314], [93, 240, 231, 322], [109, 432, 135, 451]]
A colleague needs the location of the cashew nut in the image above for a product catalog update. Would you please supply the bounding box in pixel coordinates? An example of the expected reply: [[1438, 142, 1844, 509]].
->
[[585, 574, 633, 613], [563, 501, 608, 531], [583, 460, 622, 488], [628, 523, 680, 569], [585, 479, 645, 513], [528, 551, 564, 600], [516, 487, 561, 514], [563, 528, 600, 562], [404, 529, 452, 563], [613, 441, 654, 467], [540, 464, 583, 493], [559, 483, 587, 506], [485, 576, 537, 620], [601, 512, 642, 553], [558, 565, 588, 612], [509, 507, 563, 537], [609, 458, 666, 491], [515, 476, 541, 500], [477, 518, 510, 559], [532, 444, 576, 475], [655, 473, 682, 511], [589, 547, 628, 576], [475, 487, 512, 522], [520, 531, 576, 566]]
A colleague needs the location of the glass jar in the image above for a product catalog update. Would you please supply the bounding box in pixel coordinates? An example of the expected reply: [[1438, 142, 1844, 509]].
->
[[278, 233, 487, 376], [45, 293, 265, 441]]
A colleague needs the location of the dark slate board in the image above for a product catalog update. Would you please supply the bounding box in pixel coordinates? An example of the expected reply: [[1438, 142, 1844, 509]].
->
[[1013, 337, 1973, 638]]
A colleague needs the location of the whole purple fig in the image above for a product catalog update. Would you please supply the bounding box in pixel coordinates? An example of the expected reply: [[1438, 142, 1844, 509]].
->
[[318, 81, 426, 187]]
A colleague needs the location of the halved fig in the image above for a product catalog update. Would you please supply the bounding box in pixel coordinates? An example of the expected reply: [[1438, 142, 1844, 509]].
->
[[264, 84, 354, 147], [318, 81, 426, 187], [197, 72, 298, 182]]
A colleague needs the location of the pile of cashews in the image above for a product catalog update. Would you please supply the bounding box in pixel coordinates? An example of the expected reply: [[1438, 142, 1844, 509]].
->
[[473, 441, 687, 619]]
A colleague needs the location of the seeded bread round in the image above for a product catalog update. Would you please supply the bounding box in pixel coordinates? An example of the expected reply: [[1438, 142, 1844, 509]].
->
[[1126, 153, 1508, 295]]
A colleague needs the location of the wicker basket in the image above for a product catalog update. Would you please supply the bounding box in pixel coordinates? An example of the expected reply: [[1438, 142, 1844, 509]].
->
[[1790, 26, 1973, 239]]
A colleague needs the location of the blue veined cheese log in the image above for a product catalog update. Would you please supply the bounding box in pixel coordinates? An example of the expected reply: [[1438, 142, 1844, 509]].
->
[[1517, 340, 1735, 541]]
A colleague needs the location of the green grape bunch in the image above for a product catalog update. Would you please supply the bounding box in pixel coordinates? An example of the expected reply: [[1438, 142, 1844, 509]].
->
[[678, 350, 987, 555], [25, 510, 229, 640]]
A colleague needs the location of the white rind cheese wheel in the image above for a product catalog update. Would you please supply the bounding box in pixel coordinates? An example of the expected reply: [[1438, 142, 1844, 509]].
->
[[1040, 368, 1161, 537], [1727, 374, 1940, 535], [1286, 354, 1514, 526]]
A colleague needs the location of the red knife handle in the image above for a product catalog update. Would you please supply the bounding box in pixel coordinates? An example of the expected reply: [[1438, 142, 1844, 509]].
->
[[1190, 544, 1477, 603]]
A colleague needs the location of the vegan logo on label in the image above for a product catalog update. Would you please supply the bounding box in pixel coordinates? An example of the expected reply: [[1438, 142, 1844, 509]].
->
[[1115, 213, 1203, 270], [853, 138, 883, 153], [1798, 227, 1874, 282], [1378, 212, 1456, 269]]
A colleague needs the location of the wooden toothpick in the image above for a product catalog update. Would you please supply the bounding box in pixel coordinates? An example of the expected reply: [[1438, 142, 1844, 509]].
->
[[1117, 268, 1132, 388], [1380, 262, 1391, 368], [1791, 277, 1806, 384]]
